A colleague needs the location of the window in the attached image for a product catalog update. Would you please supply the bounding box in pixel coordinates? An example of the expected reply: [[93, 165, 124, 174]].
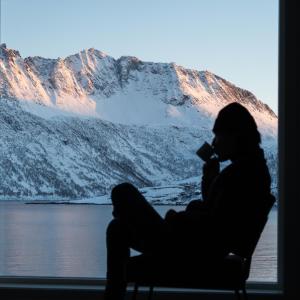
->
[[1, 1, 293, 297]]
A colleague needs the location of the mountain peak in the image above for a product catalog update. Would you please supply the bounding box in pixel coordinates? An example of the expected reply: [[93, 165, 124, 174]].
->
[[78, 48, 109, 59], [118, 55, 141, 63], [0, 44, 21, 59], [0, 44, 277, 134]]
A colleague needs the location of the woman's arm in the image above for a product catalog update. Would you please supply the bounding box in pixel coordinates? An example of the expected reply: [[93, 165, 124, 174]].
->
[[201, 158, 220, 201]]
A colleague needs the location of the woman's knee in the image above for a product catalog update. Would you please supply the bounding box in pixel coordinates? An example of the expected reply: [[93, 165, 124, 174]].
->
[[111, 183, 141, 214], [111, 182, 137, 201]]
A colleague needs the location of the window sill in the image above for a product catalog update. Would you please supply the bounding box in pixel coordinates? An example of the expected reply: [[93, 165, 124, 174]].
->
[[0, 277, 284, 300]]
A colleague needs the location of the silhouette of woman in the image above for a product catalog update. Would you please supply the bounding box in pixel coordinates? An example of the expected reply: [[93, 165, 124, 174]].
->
[[104, 102, 273, 300]]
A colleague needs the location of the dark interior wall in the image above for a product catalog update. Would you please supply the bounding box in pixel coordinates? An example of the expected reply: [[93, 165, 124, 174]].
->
[[280, 0, 300, 298]]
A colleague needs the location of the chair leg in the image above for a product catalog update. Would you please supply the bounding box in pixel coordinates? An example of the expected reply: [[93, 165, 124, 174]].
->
[[148, 285, 154, 300], [242, 287, 249, 300], [234, 289, 242, 300], [132, 283, 138, 300]]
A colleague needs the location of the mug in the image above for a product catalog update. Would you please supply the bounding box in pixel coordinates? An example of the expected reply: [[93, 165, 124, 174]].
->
[[196, 141, 215, 162]]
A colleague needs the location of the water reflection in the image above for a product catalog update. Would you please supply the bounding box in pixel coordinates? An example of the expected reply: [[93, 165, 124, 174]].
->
[[0, 202, 277, 281]]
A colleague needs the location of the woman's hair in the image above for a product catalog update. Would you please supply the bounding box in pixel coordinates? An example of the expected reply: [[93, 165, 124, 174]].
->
[[213, 102, 261, 148]]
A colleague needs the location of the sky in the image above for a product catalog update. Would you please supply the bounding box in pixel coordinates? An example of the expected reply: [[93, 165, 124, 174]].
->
[[0, 0, 279, 113]]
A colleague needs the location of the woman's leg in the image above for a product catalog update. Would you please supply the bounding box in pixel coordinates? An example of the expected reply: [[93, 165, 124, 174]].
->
[[105, 183, 169, 300], [105, 218, 130, 300], [111, 182, 168, 252]]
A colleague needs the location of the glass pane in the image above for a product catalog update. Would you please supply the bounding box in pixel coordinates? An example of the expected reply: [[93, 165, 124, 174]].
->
[[0, 0, 278, 282]]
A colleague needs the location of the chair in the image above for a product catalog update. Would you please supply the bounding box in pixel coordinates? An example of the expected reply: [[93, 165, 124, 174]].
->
[[126, 194, 275, 300]]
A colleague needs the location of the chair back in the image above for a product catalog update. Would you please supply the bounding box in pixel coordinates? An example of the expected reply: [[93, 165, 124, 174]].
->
[[230, 193, 276, 259], [225, 193, 275, 281]]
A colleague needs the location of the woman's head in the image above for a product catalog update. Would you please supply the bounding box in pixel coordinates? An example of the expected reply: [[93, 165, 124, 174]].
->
[[212, 102, 261, 161]]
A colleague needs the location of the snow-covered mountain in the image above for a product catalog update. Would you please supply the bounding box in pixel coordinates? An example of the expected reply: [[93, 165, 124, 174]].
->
[[0, 44, 278, 202]]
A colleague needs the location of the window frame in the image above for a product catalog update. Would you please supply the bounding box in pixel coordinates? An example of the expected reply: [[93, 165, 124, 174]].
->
[[1, 0, 299, 299]]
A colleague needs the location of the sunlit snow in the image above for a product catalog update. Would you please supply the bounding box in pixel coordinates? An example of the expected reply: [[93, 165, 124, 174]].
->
[[0, 44, 278, 203]]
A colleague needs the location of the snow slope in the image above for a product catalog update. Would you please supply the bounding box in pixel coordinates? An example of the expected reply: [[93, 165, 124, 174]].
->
[[0, 44, 278, 202]]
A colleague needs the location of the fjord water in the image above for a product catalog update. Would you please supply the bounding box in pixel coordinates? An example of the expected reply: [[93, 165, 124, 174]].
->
[[0, 202, 277, 281]]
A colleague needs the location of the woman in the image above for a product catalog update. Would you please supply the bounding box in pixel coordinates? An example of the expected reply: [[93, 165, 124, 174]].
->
[[104, 102, 273, 300]]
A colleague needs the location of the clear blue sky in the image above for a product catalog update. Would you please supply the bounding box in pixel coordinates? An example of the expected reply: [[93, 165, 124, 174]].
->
[[0, 0, 279, 113]]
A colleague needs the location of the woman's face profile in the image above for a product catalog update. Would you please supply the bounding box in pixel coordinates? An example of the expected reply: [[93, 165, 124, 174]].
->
[[212, 132, 238, 162]]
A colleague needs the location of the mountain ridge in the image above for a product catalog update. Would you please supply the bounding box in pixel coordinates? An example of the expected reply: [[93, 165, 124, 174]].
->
[[0, 44, 278, 202], [0, 43, 277, 126]]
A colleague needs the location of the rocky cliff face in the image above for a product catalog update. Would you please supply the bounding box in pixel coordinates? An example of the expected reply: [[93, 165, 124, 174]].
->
[[0, 43, 276, 129], [0, 44, 278, 202]]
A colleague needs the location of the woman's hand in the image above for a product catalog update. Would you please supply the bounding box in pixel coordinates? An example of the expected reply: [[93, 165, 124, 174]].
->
[[202, 157, 220, 180], [164, 209, 177, 222], [186, 199, 207, 211]]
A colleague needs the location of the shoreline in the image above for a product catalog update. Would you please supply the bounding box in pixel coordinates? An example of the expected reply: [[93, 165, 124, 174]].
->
[[0, 200, 278, 210]]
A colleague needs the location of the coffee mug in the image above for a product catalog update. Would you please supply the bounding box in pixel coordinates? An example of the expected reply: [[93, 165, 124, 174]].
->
[[196, 141, 215, 162]]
